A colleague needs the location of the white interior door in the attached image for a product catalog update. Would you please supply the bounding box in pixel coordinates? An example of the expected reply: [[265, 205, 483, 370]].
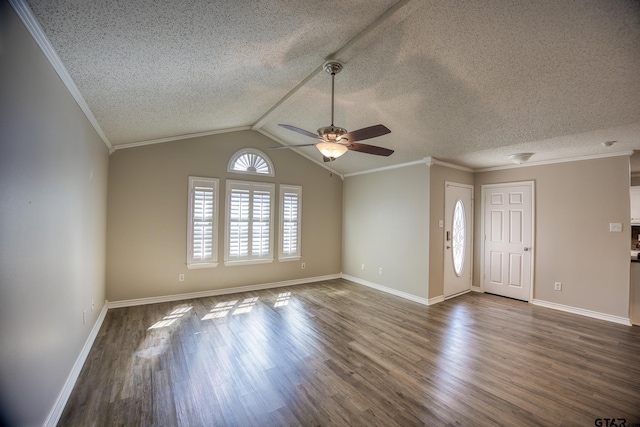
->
[[444, 182, 473, 298], [482, 182, 534, 301]]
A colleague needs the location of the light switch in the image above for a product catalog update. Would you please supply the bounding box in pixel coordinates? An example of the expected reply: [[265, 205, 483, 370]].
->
[[438, 220, 444, 228], [609, 223, 622, 232]]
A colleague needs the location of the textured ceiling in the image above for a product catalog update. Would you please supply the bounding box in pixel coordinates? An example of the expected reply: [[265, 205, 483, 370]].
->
[[23, 0, 640, 174]]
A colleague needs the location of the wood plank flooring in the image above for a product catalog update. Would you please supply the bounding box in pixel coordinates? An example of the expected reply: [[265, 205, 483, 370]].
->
[[59, 279, 640, 426]]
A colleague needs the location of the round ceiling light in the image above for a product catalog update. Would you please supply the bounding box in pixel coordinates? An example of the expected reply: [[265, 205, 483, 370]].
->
[[508, 153, 533, 164]]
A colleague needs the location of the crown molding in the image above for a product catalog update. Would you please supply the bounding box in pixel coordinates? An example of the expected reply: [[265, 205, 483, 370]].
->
[[8, 0, 113, 153], [111, 126, 252, 152], [344, 151, 634, 177], [475, 150, 634, 172], [113, 127, 344, 180], [343, 159, 427, 177], [343, 156, 474, 178], [344, 157, 475, 178], [424, 157, 474, 172]]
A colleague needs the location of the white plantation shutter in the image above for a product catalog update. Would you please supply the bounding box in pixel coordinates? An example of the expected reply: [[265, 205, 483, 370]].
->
[[252, 191, 271, 256], [229, 189, 250, 258], [225, 180, 274, 265], [279, 185, 302, 261], [282, 194, 298, 253], [193, 188, 214, 259], [188, 177, 219, 268]]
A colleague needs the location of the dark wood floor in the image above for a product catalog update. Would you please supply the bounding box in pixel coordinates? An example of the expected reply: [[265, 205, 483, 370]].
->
[[59, 279, 640, 426]]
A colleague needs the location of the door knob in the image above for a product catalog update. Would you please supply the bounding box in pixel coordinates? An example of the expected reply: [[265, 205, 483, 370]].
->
[[524, 247, 530, 251]]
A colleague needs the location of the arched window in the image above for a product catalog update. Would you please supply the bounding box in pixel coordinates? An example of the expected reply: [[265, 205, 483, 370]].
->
[[228, 149, 274, 177]]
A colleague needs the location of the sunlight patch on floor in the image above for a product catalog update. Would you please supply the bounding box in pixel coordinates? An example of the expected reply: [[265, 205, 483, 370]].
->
[[233, 297, 259, 315], [274, 292, 291, 307], [202, 300, 238, 320], [149, 306, 193, 329]]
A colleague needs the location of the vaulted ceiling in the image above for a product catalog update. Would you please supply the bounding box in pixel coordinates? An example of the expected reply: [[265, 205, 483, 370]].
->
[[22, 0, 640, 174]]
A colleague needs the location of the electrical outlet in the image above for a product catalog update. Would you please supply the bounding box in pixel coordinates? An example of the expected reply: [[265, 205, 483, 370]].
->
[[378, 267, 383, 275], [554, 282, 562, 291], [361, 264, 365, 271], [179, 274, 185, 282], [301, 262, 306, 269]]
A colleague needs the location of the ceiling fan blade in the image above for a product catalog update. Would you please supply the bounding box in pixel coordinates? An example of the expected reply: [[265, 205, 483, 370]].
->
[[268, 143, 318, 150], [348, 142, 394, 156], [344, 124, 390, 142], [278, 124, 320, 139]]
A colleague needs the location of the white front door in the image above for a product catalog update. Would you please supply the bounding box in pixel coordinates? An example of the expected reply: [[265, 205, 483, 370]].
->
[[444, 182, 473, 298], [482, 182, 534, 301]]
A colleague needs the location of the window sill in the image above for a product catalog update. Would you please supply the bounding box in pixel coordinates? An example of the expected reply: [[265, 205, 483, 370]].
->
[[278, 256, 301, 262], [187, 262, 218, 270], [224, 258, 274, 267]]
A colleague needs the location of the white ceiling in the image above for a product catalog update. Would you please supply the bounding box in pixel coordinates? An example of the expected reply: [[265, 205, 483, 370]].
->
[[23, 0, 640, 174]]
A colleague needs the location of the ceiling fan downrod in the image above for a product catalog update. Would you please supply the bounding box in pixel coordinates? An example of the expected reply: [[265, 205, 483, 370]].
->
[[323, 61, 343, 127]]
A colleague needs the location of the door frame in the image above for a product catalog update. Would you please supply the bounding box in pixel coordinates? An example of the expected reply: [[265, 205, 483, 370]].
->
[[444, 181, 474, 299], [480, 181, 536, 302]]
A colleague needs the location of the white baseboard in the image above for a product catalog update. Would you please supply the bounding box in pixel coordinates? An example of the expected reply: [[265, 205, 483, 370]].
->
[[44, 301, 109, 427], [107, 274, 342, 308], [428, 295, 445, 305], [342, 275, 435, 306], [532, 299, 631, 326]]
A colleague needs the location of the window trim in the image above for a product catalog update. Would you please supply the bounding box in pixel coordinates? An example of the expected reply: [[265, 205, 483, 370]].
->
[[227, 148, 275, 177], [224, 180, 275, 266], [187, 176, 219, 269], [279, 184, 302, 262]]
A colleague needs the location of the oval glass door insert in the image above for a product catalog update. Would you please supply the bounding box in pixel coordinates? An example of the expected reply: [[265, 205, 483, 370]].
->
[[452, 199, 466, 276]]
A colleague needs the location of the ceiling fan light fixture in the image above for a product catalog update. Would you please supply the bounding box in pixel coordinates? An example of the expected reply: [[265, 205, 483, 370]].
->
[[273, 61, 393, 160], [508, 152, 534, 164], [316, 141, 348, 159]]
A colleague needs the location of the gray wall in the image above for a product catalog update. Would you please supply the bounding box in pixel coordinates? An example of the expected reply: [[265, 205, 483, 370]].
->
[[0, 1, 109, 425], [474, 156, 631, 318], [106, 130, 343, 302], [342, 164, 430, 299]]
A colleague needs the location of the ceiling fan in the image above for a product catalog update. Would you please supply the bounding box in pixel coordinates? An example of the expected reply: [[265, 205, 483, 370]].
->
[[270, 61, 393, 162]]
